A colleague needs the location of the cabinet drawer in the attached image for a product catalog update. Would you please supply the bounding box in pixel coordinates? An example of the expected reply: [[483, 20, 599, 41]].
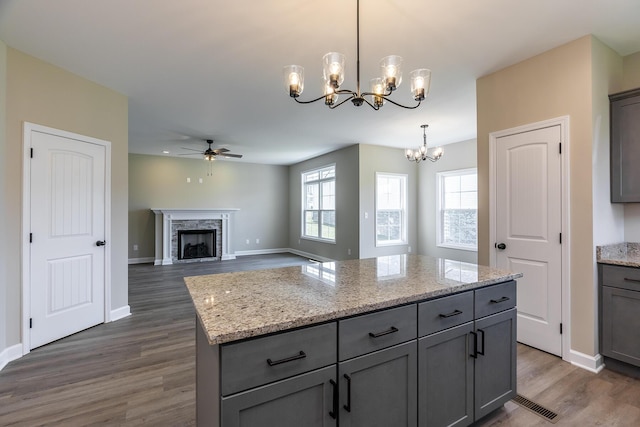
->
[[418, 292, 474, 337], [221, 323, 337, 396], [339, 305, 417, 361], [474, 281, 516, 319], [601, 264, 640, 291]]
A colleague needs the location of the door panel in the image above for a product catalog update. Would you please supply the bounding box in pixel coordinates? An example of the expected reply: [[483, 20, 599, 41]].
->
[[495, 125, 562, 356], [30, 130, 106, 349]]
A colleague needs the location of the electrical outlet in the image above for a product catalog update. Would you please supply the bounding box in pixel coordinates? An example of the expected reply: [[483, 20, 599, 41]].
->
[[133, 244, 139, 251], [348, 248, 351, 255], [199, 178, 203, 184], [364, 212, 368, 219], [246, 239, 250, 245], [408, 246, 412, 253], [186, 177, 191, 183], [298, 239, 301, 244], [256, 238, 260, 244]]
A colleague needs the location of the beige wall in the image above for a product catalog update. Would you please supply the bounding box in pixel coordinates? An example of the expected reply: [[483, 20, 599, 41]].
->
[[418, 139, 478, 263], [477, 36, 598, 356], [0, 40, 7, 354], [3, 48, 128, 349], [358, 145, 418, 259], [129, 154, 290, 259], [289, 145, 360, 261]]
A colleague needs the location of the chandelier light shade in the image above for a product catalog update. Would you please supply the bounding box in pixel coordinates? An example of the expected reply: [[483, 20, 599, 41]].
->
[[406, 124, 443, 163], [283, 0, 431, 110]]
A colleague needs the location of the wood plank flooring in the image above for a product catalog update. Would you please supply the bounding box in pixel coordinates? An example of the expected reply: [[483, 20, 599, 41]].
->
[[1, 253, 639, 426]]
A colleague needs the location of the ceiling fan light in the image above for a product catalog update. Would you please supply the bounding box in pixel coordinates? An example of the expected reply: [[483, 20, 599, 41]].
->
[[284, 65, 304, 97], [381, 55, 403, 91], [410, 69, 431, 101]]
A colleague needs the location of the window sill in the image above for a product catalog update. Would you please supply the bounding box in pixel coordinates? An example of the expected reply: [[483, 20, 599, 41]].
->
[[301, 236, 336, 245], [437, 243, 477, 252], [376, 241, 407, 247]]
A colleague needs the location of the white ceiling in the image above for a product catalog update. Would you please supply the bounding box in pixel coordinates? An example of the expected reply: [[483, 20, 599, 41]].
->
[[1, 0, 639, 165]]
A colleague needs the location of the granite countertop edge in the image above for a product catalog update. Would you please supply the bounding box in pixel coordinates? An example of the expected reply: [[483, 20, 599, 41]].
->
[[188, 264, 522, 346], [596, 242, 640, 268]]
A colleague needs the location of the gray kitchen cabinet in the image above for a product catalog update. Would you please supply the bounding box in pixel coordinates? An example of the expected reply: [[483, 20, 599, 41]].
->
[[610, 88, 640, 202], [417, 283, 517, 427], [338, 341, 417, 427], [474, 308, 517, 420], [221, 365, 337, 427], [599, 264, 640, 368], [418, 322, 474, 427]]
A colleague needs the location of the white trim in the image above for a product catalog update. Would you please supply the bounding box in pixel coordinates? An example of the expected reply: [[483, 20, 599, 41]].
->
[[22, 122, 112, 354], [301, 163, 337, 243], [436, 168, 478, 251], [0, 344, 23, 372], [568, 349, 604, 373], [128, 257, 155, 265], [375, 172, 408, 247], [287, 248, 334, 263], [489, 116, 571, 362], [235, 248, 290, 256], [110, 305, 131, 322]]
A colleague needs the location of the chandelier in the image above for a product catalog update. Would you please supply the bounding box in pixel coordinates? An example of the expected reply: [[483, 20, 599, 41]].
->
[[283, 0, 431, 110], [406, 125, 443, 163]]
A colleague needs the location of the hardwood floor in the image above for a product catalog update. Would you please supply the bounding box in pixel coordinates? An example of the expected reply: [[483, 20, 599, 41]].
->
[[1, 253, 639, 426]]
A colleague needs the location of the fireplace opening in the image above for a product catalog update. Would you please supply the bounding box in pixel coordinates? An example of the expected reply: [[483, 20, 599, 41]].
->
[[178, 229, 216, 260]]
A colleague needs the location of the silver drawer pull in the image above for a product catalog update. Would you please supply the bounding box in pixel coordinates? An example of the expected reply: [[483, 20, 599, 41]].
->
[[490, 296, 510, 304], [267, 351, 306, 366], [439, 309, 463, 318], [624, 277, 640, 283], [368, 326, 399, 338]]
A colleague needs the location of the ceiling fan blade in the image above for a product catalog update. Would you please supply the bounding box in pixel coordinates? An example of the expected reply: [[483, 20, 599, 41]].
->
[[220, 153, 243, 158], [213, 148, 230, 154]]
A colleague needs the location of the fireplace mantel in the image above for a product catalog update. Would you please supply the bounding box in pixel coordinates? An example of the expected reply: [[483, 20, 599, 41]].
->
[[152, 209, 239, 265]]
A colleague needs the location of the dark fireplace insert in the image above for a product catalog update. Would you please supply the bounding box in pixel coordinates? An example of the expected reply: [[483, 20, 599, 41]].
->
[[178, 229, 216, 260]]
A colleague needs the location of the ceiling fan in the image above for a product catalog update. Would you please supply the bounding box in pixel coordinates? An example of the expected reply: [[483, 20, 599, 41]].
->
[[180, 139, 243, 161]]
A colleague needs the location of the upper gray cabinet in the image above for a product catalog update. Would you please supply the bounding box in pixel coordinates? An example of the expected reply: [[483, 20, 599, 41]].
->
[[610, 88, 640, 202]]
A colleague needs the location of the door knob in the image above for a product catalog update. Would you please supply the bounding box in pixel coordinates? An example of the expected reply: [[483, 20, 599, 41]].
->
[[96, 240, 106, 247], [496, 243, 506, 250]]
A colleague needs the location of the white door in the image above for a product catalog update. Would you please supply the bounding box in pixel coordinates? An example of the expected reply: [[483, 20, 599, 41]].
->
[[29, 129, 107, 349], [494, 125, 563, 356]]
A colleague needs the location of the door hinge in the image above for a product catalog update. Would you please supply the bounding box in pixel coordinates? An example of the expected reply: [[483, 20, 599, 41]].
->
[[29, 233, 33, 243], [559, 142, 562, 154], [30, 318, 33, 329], [559, 233, 562, 244], [560, 323, 563, 334], [30, 148, 33, 158]]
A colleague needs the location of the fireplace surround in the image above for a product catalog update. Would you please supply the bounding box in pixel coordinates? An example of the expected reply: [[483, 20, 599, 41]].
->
[[152, 209, 238, 265]]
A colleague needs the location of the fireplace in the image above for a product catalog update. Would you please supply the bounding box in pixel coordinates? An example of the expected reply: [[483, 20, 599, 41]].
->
[[178, 230, 216, 260]]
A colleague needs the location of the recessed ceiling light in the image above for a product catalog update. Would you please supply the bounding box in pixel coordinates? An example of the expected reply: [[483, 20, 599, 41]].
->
[[162, 150, 170, 154]]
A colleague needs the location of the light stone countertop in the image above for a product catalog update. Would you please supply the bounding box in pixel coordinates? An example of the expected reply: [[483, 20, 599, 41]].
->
[[184, 254, 523, 345], [596, 242, 640, 268]]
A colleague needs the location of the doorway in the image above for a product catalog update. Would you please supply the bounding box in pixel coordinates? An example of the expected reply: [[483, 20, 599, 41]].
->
[[490, 117, 570, 359], [22, 122, 111, 352]]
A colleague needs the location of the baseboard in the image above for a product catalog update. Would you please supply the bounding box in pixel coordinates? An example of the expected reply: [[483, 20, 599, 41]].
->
[[568, 349, 605, 373], [110, 305, 131, 322], [287, 248, 334, 263], [128, 257, 155, 265], [235, 248, 289, 256], [0, 343, 23, 372]]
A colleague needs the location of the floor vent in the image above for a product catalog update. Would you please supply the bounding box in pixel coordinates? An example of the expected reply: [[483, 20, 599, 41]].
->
[[512, 394, 559, 423]]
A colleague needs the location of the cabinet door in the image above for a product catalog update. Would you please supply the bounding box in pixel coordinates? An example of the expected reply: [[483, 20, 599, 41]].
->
[[474, 308, 517, 420], [610, 89, 640, 202], [602, 286, 640, 367], [339, 341, 417, 427], [221, 365, 336, 427], [418, 322, 474, 427]]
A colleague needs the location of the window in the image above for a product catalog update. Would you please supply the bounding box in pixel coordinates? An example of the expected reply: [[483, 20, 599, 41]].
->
[[437, 168, 477, 251], [376, 173, 407, 246], [302, 165, 336, 241]]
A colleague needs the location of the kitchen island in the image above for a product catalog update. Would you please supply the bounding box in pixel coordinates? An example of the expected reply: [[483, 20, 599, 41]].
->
[[184, 255, 522, 427]]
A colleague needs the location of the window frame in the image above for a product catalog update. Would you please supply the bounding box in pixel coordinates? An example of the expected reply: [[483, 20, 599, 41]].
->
[[436, 168, 478, 252], [301, 164, 336, 243], [375, 172, 408, 247]]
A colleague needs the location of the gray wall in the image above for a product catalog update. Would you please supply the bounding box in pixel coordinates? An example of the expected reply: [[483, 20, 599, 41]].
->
[[129, 153, 290, 260], [418, 139, 477, 263], [288, 145, 360, 261], [359, 144, 418, 259]]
